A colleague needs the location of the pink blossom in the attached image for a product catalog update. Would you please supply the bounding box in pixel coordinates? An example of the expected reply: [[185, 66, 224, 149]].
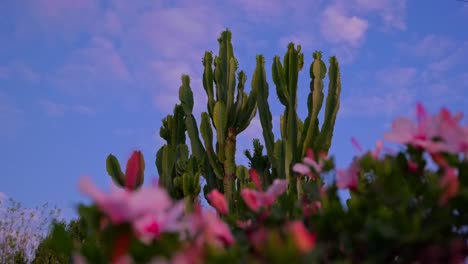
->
[[287, 221, 316, 253], [133, 201, 185, 244], [292, 163, 312, 177], [125, 150, 144, 190], [185, 209, 235, 249], [384, 103, 467, 154], [293, 148, 325, 179], [241, 179, 288, 212], [78, 177, 184, 244], [207, 189, 228, 215], [249, 169, 262, 190], [336, 161, 359, 190], [439, 167, 459, 206]]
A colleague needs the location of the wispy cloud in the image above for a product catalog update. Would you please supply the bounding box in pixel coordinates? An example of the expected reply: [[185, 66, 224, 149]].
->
[[428, 41, 468, 73], [320, 4, 369, 47], [341, 66, 419, 117], [397, 35, 455, 58]]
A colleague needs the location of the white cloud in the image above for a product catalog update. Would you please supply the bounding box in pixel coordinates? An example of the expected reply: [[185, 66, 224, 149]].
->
[[353, 0, 407, 31], [320, 4, 369, 47]]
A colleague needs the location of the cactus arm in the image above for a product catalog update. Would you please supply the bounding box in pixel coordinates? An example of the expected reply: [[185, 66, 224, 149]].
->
[[226, 57, 237, 121], [317, 56, 341, 153], [302, 51, 326, 156], [213, 101, 227, 160], [252, 55, 276, 166], [235, 91, 257, 133], [200, 112, 224, 179], [202, 52, 216, 117], [272, 56, 288, 106]]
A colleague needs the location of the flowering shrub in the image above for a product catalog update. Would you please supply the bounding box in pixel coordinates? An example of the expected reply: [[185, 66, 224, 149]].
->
[[45, 103, 468, 263]]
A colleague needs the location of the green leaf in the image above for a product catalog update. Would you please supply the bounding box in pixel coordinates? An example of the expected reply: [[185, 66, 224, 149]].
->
[[106, 154, 124, 186]]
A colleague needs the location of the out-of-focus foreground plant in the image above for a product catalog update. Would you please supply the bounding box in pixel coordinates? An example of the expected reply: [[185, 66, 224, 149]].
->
[[44, 104, 468, 264]]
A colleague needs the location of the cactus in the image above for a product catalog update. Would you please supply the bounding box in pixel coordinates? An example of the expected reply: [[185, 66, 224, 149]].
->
[[252, 45, 341, 197], [155, 104, 202, 203], [153, 30, 342, 210], [178, 30, 257, 210]]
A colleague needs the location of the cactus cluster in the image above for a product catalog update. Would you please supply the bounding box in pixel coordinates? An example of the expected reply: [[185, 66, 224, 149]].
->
[[104, 29, 341, 214], [178, 31, 258, 210], [252, 45, 341, 197], [155, 104, 201, 205]]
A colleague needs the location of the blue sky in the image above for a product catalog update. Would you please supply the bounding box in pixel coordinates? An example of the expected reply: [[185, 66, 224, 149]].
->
[[1, 0, 467, 219]]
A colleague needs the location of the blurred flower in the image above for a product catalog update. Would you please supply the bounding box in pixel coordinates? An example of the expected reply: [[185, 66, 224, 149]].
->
[[207, 189, 228, 215]]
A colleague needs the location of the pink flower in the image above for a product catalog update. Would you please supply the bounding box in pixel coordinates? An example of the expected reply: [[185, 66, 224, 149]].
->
[[185, 209, 235, 248], [439, 167, 459, 206], [292, 163, 312, 177], [241, 179, 288, 212], [293, 149, 325, 179], [241, 188, 262, 212], [125, 151, 144, 190], [78, 177, 184, 244], [287, 221, 316, 253], [207, 189, 228, 215], [249, 169, 262, 190], [384, 103, 467, 154], [336, 161, 359, 190], [133, 201, 185, 244]]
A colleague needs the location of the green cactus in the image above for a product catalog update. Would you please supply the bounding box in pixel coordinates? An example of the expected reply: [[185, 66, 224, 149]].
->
[[155, 30, 341, 210], [156, 104, 202, 202], [178, 30, 257, 210], [252, 45, 341, 197]]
